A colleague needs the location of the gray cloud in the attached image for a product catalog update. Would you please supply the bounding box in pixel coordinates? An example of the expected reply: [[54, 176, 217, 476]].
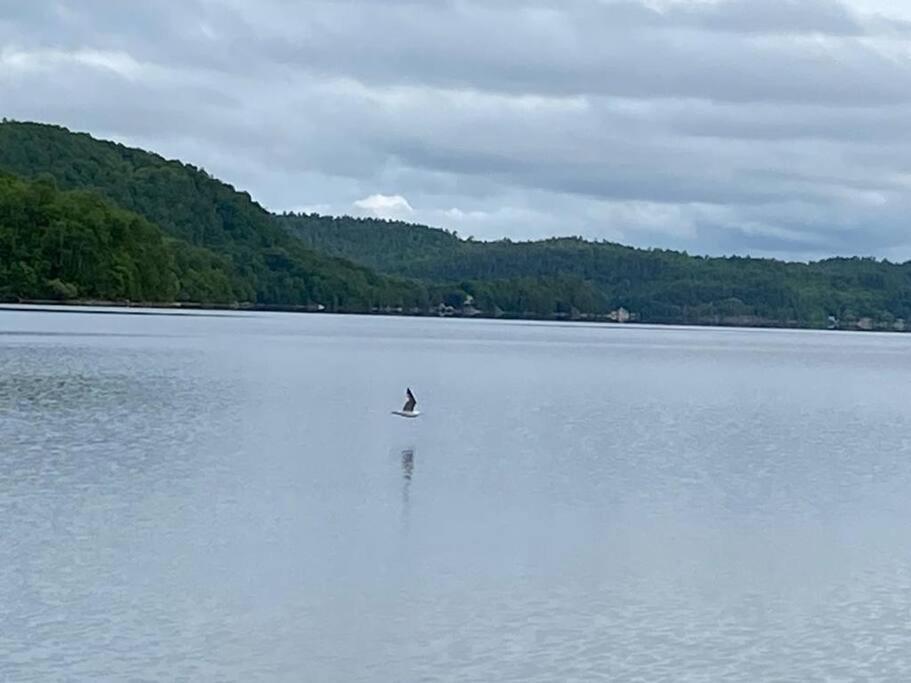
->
[[674, 0, 865, 34], [2, 0, 911, 260], [195, 2, 910, 105]]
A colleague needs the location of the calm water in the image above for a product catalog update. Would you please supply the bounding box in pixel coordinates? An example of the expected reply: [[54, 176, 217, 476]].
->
[[2, 308, 911, 681]]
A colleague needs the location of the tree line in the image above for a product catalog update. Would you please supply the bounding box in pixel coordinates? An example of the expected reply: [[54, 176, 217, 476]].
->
[[281, 213, 911, 328]]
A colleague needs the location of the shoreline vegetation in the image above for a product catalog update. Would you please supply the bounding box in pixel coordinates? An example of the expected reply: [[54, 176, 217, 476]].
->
[[1, 120, 909, 333], [0, 299, 898, 333]]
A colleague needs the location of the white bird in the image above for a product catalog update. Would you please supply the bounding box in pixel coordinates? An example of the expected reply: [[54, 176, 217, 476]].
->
[[392, 388, 421, 418]]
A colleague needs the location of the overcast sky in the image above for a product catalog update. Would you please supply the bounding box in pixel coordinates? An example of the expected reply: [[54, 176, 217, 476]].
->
[[2, 0, 911, 260]]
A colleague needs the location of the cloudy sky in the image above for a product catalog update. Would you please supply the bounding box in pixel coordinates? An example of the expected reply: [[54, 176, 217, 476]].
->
[[2, 0, 911, 260]]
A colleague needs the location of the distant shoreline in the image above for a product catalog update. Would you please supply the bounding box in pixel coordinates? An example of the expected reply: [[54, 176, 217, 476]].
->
[[1, 298, 906, 334]]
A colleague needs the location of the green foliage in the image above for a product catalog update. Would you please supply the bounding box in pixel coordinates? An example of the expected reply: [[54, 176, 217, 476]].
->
[[281, 214, 911, 327], [0, 121, 426, 310], [0, 172, 183, 301]]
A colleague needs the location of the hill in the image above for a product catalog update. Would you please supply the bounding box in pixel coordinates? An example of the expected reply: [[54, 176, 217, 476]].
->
[[281, 213, 911, 329], [0, 171, 237, 302], [0, 121, 427, 311], [3, 119, 909, 329]]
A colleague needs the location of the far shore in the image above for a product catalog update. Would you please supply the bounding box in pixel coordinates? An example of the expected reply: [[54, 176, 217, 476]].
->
[[1, 298, 907, 335]]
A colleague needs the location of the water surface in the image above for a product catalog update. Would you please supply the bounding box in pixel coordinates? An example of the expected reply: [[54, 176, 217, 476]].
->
[[2, 308, 911, 681]]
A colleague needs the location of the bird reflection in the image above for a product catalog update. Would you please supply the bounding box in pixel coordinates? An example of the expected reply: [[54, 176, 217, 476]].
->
[[401, 448, 415, 526], [401, 448, 414, 482]]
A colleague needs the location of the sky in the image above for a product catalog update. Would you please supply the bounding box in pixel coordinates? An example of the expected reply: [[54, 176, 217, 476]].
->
[[2, 0, 911, 260]]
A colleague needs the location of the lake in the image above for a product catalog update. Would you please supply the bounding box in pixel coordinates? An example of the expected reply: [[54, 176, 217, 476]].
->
[[2, 307, 911, 681]]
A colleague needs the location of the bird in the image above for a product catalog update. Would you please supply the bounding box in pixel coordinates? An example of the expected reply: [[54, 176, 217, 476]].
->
[[392, 388, 421, 418]]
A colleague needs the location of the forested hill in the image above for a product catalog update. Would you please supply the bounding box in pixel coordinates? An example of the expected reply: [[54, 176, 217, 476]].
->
[[0, 171, 232, 302], [281, 213, 911, 330], [0, 121, 426, 310], [2, 120, 910, 329]]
